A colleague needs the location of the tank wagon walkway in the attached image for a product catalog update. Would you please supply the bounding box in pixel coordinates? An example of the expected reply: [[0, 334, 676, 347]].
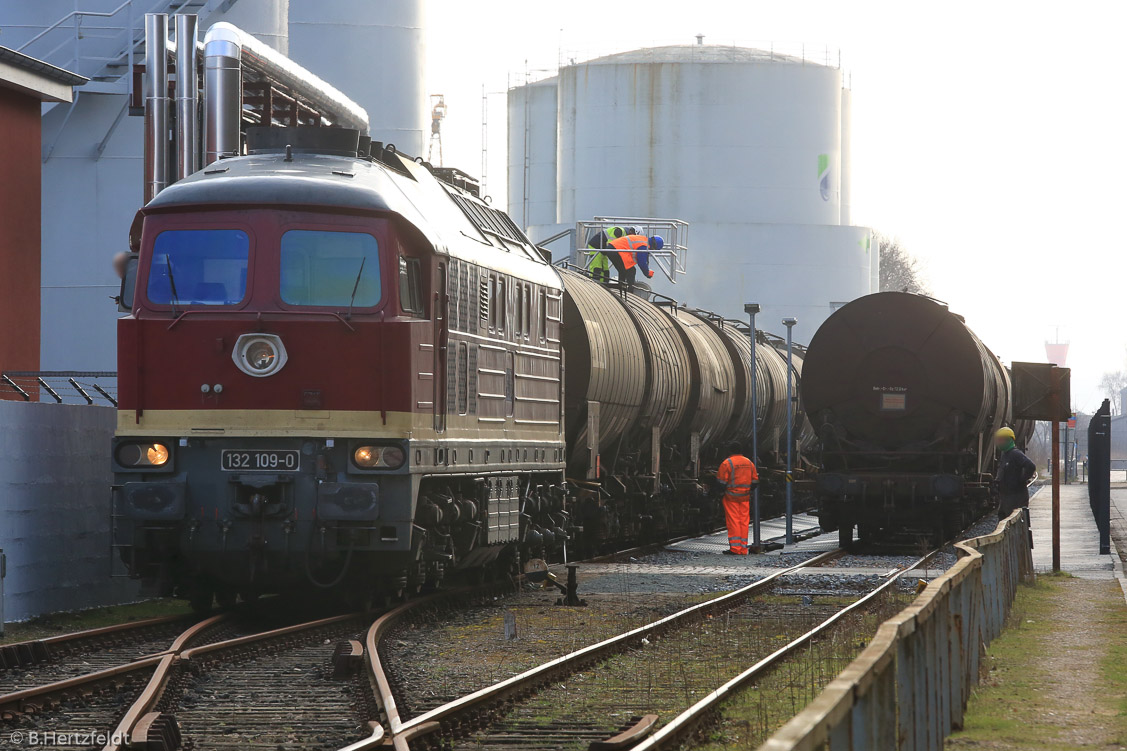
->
[[1029, 484, 1119, 580]]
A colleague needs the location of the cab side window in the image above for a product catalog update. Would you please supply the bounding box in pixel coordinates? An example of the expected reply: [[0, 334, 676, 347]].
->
[[399, 257, 424, 316]]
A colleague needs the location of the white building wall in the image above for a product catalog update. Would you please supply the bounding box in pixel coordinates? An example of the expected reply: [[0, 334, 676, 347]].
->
[[674, 222, 872, 344], [288, 0, 427, 155], [840, 86, 853, 226]]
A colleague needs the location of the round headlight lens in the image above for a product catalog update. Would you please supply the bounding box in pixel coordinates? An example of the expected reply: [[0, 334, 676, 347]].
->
[[381, 446, 405, 469], [232, 334, 288, 377], [245, 341, 277, 371], [118, 442, 170, 468], [146, 444, 170, 466], [353, 446, 382, 468]]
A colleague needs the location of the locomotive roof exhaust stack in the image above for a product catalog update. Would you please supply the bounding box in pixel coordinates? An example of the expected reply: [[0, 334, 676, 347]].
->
[[175, 14, 200, 181], [143, 13, 170, 203], [203, 22, 370, 167], [204, 23, 242, 165]]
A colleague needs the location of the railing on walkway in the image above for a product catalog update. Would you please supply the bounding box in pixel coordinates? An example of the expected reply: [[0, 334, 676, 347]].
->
[[1, 371, 117, 406], [761, 510, 1033, 751]]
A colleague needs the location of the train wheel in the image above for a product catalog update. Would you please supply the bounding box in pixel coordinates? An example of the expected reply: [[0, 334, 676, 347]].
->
[[215, 589, 237, 610]]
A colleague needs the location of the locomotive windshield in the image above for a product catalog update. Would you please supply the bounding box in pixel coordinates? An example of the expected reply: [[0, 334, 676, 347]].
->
[[280, 230, 381, 308], [147, 229, 250, 306]]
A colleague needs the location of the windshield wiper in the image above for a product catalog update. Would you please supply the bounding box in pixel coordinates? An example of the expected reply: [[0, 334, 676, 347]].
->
[[165, 256, 181, 316], [346, 256, 366, 320]]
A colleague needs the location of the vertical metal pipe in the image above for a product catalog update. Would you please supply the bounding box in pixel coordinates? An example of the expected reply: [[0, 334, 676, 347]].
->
[[175, 14, 199, 180], [144, 13, 169, 202], [783, 317, 798, 545], [204, 24, 243, 165], [1050, 365, 1061, 572], [745, 303, 761, 550]]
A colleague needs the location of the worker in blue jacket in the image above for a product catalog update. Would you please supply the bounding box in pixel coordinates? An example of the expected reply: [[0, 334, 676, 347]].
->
[[994, 427, 1036, 519]]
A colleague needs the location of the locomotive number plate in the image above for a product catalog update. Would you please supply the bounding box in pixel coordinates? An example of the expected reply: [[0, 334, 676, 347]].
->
[[221, 450, 300, 471]]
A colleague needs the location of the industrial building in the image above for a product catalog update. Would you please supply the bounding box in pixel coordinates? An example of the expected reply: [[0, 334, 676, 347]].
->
[[0, 46, 85, 383], [508, 44, 875, 342], [3, 0, 427, 376]]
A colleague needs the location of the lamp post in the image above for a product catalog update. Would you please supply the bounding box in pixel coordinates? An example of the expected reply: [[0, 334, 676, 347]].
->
[[744, 303, 761, 550], [782, 317, 798, 545]]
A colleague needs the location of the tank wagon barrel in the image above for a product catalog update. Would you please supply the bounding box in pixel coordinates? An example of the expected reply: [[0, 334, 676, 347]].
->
[[560, 270, 811, 502], [801, 291, 1016, 546]]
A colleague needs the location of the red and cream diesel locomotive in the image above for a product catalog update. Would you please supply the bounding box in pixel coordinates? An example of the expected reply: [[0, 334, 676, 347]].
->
[[112, 126, 811, 610], [113, 127, 569, 608]]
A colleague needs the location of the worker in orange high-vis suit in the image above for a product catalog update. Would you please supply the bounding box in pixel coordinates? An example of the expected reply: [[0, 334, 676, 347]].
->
[[607, 233, 640, 287], [716, 442, 759, 555]]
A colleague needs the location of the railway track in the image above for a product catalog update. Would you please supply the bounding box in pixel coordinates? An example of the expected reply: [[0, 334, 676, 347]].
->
[[357, 546, 888, 751], [0, 521, 823, 750], [0, 615, 192, 695], [358, 510, 992, 751], [0, 603, 369, 747]]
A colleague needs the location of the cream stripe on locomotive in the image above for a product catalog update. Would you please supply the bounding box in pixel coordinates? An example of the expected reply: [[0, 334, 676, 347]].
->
[[117, 408, 562, 441]]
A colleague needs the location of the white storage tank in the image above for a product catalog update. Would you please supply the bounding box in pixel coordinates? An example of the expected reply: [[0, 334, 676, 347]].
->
[[507, 78, 559, 230], [510, 45, 873, 343], [288, 0, 427, 155]]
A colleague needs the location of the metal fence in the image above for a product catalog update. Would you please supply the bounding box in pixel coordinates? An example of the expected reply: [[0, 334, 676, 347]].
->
[[1, 371, 118, 406], [761, 510, 1033, 751]]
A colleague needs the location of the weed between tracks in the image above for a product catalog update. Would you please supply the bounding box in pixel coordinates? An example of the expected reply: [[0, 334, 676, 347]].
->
[[445, 586, 909, 751], [693, 587, 911, 749], [384, 590, 711, 719], [0, 599, 191, 645]]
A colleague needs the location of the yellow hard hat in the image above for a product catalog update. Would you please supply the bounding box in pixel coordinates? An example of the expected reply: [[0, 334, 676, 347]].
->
[[995, 427, 1015, 440]]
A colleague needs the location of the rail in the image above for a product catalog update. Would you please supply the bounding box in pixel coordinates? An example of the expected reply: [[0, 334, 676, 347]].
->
[[378, 549, 843, 748], [760, 509, 1033, 750], [630, 549, 940, 750]]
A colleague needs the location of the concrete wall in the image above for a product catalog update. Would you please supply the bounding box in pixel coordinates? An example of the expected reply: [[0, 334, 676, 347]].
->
[[0, 401, 137, 622], [0, 87, 42, 381]]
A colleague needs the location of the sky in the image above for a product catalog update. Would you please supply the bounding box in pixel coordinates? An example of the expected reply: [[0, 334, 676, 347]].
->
[[425, 0, 1127, 413]]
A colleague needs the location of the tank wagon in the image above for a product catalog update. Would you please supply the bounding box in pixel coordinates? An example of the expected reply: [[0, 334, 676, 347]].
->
[[112, 126, 812, 610], [801, 292, 1032, 547]]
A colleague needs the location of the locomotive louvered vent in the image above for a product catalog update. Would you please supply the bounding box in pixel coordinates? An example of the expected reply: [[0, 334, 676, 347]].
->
[[447, 346, 458, 419], [479, 277, 490, 322], [468, 345, 479, 415], [458, 263, 472, 332], [449, 193, 529, 247], [457, 343, 469, 415]]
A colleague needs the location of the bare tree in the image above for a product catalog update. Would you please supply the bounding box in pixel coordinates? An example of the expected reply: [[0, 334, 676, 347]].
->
[[876, 233, 930, 295], [1098, 370, 1127, 414]]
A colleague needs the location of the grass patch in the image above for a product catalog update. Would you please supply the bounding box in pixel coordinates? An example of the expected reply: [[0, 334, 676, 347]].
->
[[0, 598, 191, 645], [948, 574, 1127, 749]]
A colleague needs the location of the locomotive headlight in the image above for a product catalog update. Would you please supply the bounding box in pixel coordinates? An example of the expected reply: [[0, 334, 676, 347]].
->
[[245, 341, 276, 370], [147, 444, 170, 466], [117, 442, 171, 468], [232, 334, 288, 378], [353, 446, 382, 468], [352, 445, 406, 470]]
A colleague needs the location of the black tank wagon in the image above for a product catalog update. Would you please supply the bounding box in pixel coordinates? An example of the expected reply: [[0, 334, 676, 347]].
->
[[802, 292, 1029, 546]]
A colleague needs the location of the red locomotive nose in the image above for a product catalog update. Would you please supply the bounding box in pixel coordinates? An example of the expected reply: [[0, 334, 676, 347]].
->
[[117, 209, 419, 419]]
